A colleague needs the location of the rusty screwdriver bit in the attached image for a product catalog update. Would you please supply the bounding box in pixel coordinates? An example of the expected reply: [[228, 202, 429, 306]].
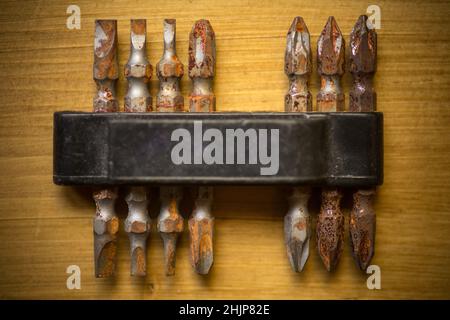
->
[[349, 15, 377, 271], [285, 16, 312, 112], [157, 19, 184, 112], [123, 20, 153, 276], [283, 17, 312, 272], [188, 19, 216, 112], [189, 187, 214, 275], [317, 16, 345, 112], [316, 17, 345, 272], [124, 19, 152, 112], [188, 20, 216, 275], [157, 187, 184, 276], [92, 20, 119, 277]]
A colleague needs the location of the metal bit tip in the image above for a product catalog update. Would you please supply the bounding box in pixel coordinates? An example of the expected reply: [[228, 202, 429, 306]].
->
[[317, 16, 345, 76]]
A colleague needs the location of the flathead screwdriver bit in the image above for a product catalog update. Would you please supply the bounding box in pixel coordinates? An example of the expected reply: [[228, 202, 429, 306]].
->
[[93, 20, 119, 277], [316, 16, 345, 272], [125, 19, 152, 112], [188, 19, 216, 275], [283, 17, 312, 272], [349, 15, 377, 271], [124, 19, 153, 276], [157, 19, 184, 112]]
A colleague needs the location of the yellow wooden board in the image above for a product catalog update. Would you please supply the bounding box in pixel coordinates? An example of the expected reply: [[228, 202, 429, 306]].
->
[[0, 0, 449, 299]]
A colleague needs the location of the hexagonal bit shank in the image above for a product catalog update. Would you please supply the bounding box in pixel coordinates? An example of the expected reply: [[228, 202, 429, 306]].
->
[[157, 19, 184, 112], [317, 16, 345, 112], [189, 187, 214, 275], [124, 187, 151, 276], [284, 187, 311, 272], [349, 15, 377, 271], [350, 189, 376, 270], [124, 19, 152, 112], [188, 19, 216, 112], [157, 187, 184, 276], [316, 188, 345, 272], [284, 17, 312, 112], [92, 20, 119, 278], [93, 188, 119, 277], [93, 20, 119, 112]]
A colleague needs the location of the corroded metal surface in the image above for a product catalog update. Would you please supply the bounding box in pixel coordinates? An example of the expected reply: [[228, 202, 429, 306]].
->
[[350, 189, 376, 271], [188, 19, 216, 112], [92, 20, 119, 277], [349, 15, 377, 271], [317, 16, 345, 112], [124, 187, 151, 276], [284, 17, 312, 112], [157, 187, 184, 276], [316, 189, 344, 272], [124, 19, 152, 112], [189, 187, 214, 275], [93, 20, 119, 112], [157, 19, 184, 112], [93, 188, 119, 277], [284, 186, 311, 272]]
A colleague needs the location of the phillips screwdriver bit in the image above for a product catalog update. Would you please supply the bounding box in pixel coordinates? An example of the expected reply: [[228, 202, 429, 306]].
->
[[93, 20, 119, 277], [156, 19, 185, 276], [283, 17, 312, 272], [157, 187, 184, 276], [124, 19, 153, 112], [124, 19, 153, 276], [188, 20, 216, 275], [285, 16, 312, 112], [157, 19, 184, 112], [188, 19, 216, 112], [349, 15, 377, 271], [316, 16, 345, 272], [189, 187, 214, 275]]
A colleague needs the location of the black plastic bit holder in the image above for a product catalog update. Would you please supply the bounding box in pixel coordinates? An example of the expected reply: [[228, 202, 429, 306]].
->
[[53, 112, 383, 187]]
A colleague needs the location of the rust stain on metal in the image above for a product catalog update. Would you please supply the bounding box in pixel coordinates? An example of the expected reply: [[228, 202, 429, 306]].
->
[[131, 247, 146, 277], [284, 17, 312, 112], [317, 16, 345, 112], [316, 188, 344, 272]]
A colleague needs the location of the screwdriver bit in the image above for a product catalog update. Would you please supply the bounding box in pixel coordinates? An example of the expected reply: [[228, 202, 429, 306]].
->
[[284, 16, 312, 112], [157, 19, 184, 112], [189, 187, 214, 275], [188, 19, 216, 112], [124, 19, 152, 112], [124, 20, 152, 276], [93, 20, 119, 277], [316, 16, 345, 272], [349, 15, 377, 270], [283, 17, 312, 272], [188, 20, 216, 275], [157, 187, 184, 276]]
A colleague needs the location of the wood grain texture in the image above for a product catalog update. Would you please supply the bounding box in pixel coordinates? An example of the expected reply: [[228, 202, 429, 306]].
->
[[0, 0, 449, 299]]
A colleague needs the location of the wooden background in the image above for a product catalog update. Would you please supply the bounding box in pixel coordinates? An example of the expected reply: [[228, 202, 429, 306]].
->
[[0, 0, 449, 299]]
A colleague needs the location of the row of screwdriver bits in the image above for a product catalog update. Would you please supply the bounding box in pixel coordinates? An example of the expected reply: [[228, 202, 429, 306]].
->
[[91, 15, 377, 278]]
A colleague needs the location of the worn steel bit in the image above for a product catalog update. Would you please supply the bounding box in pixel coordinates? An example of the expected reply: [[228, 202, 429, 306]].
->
[[316, 16, 345, 272], [283, 17, 312, 272], [349, 15, 377, 270], [123, 20, 152, 276], [284, 16, 312, 112], [155, 20, 185, 276], [189, 187, 214, 275], [93, 20, 119, 277], [124, 19, 152, 112], [188, 19, 216, 275], [157, 19, 184, 112], [157, 187, 184, 276], [188, 19, 216, 112]]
